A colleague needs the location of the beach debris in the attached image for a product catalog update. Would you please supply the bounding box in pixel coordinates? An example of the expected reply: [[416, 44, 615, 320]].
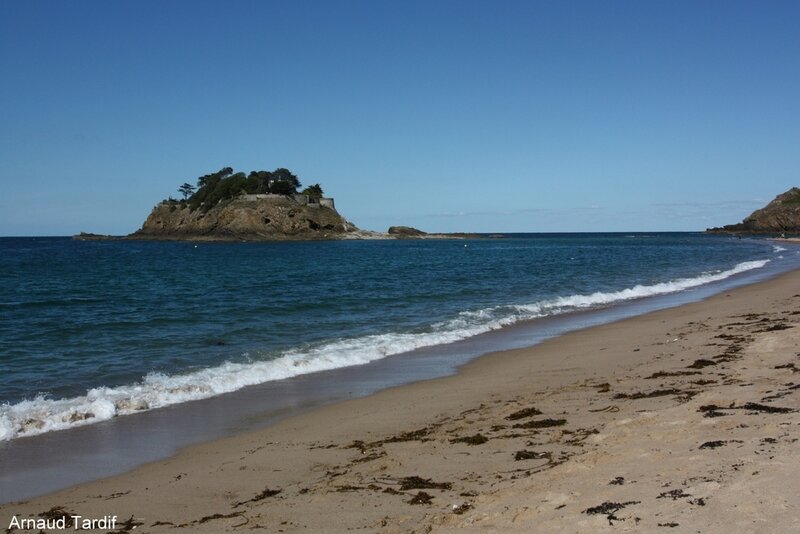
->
[[407, 491, 434, 505], [196, 511, 244, 524], [595, 383, 612, 393], [335, 485, 363, 492], [658, 523, 680, 528], [352, 451, 386, 463], [449, 433, 489, 445], [512, 418, 567, 429], [698, 402, 794, 417], [657, 489, 691, 500], [692, 379, 717, 385], [646, 370, 701, 379], [117, 515, 145, 531], [452, 502, 473, 514], [757, 323, 791, 332], [583, 501, 640, 525], [687, 359, 718, 369], [699, 440, 727, 449], [588, 405, 619, 413], [613, 388, 682, 400], [385, 427, 431, 443], [741, 402, 794, 413], [699, 407, 728, 418], [505, 406, 543, 420], [346, 439, 369, 453], [609, 477, 625, 485], [39, 507, 76, 528], [233, 487, 281, 507], [514, 450, 551, 462], [563, 428, 600, 445], [397, 476, 452, 491]]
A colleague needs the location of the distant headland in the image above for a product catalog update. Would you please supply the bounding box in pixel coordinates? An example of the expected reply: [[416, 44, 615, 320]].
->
[[707, 187, 800, 235], [75, 167, 483, 242]]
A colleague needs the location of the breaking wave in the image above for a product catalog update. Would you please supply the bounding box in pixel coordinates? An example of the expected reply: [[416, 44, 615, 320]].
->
[[0, 259, 769, 441]]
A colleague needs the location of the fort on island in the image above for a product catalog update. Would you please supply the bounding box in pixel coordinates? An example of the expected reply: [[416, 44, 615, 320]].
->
[[236, 193, 336, 211]]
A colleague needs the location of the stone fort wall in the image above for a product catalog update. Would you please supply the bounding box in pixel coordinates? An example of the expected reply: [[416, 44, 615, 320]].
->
[[238, 193, 336, 211]]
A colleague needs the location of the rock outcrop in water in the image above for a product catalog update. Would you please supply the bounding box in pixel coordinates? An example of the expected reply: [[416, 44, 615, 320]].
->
[[707, 187, 800, 234], [387, 226, 427, 237], [130, 195, 358, 241]]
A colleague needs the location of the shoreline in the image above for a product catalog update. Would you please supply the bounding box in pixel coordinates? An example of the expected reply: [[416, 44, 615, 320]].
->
[[2, 268, 799, 531], [0, 249, 790, 495]]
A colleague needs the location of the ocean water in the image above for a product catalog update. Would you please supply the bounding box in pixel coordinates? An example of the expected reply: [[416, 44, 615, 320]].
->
[[0, 233, 795, 441]]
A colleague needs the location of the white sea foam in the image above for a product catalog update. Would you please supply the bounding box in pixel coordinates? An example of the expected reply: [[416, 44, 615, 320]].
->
[[773, 245, 788, 252], [0, 258, 770, 441]]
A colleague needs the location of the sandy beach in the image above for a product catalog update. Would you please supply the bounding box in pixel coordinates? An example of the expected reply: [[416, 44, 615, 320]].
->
[[2, 269, 800, 533]]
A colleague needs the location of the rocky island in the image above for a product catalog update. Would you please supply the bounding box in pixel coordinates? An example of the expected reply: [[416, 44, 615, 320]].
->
[[129, 167, 360, 241], [76, 166, 489, 242], [707, 187, 800, 234]]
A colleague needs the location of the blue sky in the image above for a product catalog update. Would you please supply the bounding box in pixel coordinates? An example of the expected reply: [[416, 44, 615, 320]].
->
[[1, 1, 798, 235]]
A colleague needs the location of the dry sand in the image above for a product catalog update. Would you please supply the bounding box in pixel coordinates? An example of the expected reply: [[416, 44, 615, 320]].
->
[[2, 270, 800, 533]]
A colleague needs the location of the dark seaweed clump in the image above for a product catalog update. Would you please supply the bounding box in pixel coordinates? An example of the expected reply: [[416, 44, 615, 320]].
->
[[514, 450, 551, 461], [512, 418, 567, 429], [398, 476, 452, 491], [407, 491, 434, 505], [687, 359, 718, 369], [450, 433, 489, 445], [505, 407, 543, 420]]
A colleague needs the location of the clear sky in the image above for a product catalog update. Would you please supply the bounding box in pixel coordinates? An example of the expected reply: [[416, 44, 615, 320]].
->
[[1, 0, 798, 235]]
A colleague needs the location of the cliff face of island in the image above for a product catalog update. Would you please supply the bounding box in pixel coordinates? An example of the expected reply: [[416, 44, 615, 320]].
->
[[131, 195, 356, 241], [707, 187, 800, 234]]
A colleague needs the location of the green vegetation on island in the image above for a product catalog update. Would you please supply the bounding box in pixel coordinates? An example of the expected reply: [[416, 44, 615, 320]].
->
[[168, 167, 325, 213]]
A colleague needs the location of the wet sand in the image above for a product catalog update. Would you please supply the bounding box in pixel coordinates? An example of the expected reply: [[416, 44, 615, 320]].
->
[[2, 270, 799, 532]]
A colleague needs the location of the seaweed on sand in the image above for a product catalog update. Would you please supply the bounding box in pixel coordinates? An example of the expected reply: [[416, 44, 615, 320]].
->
[[645, 371, 700, 379], [687, 359, 718, 369], [38, 507, 75, 528], [407, 491, 434, 505], [514, 450, 551, 461], [699, 440, 727, 449], [657, 489, 691, 500], [450, 433, 489, 445], [583, 501, 640, 525], [512, 418, 567, 429], [385, 427, 431, 443], [613, 388, 681, 400], [505, 407, 543, 420], [233, 487, 281, 507], [398, 476, 452, 491]]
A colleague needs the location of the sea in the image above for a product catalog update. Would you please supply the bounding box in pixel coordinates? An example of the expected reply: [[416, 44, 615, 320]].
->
[[1, 233, 799, 501]]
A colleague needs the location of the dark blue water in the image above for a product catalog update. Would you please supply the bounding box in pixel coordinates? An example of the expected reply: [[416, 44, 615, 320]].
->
[[0, 233, 794, 441]]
